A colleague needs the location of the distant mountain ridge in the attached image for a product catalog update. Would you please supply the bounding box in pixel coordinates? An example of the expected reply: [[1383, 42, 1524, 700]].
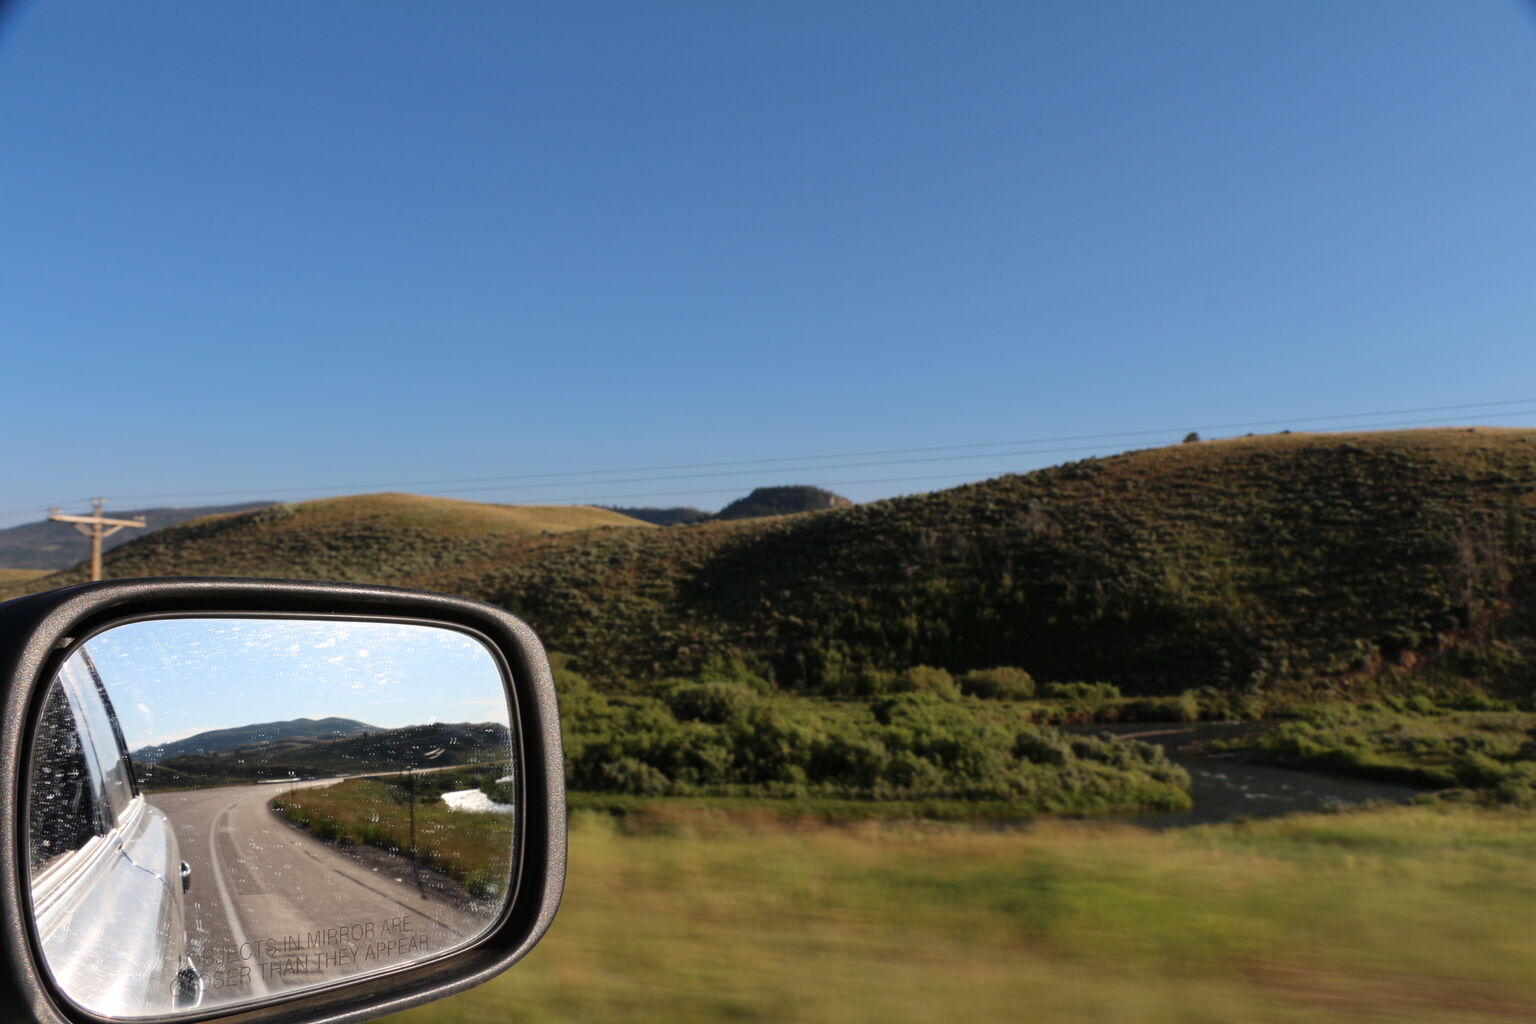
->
[[133, 716, 376, 764], [715, 486, 853, 520], [600, 505, 713, 526], [0, 501, 276, 569], [140, 720, 512, 787], [604, 486, 853, 526]]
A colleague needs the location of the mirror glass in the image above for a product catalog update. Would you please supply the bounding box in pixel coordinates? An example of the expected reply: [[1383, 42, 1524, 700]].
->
[[26, 617, 517, 1019]]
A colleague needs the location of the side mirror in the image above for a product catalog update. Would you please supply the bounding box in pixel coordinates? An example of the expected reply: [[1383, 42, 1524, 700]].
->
[[0, 579, 566, 1024]]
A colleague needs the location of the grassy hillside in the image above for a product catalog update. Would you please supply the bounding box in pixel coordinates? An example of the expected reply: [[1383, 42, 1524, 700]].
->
[[2, 493, 649, 592], [8, 430, 1536, 699], [470, 429, 1536, 695]]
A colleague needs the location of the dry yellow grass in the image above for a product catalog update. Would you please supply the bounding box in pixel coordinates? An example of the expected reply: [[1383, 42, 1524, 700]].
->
[[390, 803, 1536, 1024], [268, 493, 651, 536], [0, 493, 653, 598]]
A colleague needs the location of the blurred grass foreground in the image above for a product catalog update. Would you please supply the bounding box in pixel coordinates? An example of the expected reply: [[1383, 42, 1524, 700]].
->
[[391, 803, 1536, 1024]]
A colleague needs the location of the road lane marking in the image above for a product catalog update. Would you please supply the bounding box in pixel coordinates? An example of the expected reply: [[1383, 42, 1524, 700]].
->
[[215, 830, 265, 895], [208, 797, 271, 998]]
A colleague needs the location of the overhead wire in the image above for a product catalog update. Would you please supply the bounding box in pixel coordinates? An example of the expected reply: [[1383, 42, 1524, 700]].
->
[[88, 396, 1536, 502], [5, 398, 1536, 523]]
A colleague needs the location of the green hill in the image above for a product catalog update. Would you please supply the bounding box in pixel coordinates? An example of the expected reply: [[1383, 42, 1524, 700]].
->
[[466, 429, 1536, 695], [7, 431, 1536, 699]]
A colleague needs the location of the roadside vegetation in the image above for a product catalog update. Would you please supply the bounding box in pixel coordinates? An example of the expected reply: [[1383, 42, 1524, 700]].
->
[[388, 803, 1536, 1024], [271, 767, 514, 901]]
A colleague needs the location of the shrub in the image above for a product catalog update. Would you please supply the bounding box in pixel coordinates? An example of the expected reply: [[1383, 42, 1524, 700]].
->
[[598, 757, 672, 795], [1116, 691, 1200, 722], [1014, 728, 1071, 766], [663, 681, 761, 723], [696, 654, 773, 693], [958, 667, 1036, 699], [1043, 681, 1121, 702], [1452, 751, 1508, 789], [892, 665, 960, 698], [850, 667, 898, 697]]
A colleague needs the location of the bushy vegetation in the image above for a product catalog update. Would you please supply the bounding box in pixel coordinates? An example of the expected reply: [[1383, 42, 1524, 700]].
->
[[560, 672, 1190, 813]]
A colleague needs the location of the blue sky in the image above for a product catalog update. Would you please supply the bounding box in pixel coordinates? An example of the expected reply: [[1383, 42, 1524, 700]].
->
[[84, 618, 510, 749], [3, 2, 1535, 527]]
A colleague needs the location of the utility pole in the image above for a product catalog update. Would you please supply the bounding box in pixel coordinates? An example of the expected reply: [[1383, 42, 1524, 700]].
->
[[406, 767, 417, 865], [48, 499, 145, 581]]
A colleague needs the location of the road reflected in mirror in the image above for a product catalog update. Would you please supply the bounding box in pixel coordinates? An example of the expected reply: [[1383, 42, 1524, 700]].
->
[[27, 617, 516, 1019]]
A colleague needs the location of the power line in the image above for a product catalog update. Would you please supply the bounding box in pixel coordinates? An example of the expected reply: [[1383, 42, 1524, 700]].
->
[[414, 411, 1536, 499], [6, 399, 1536, 521], [441, 415, 1536, 506], [60, 397, 1536, 503], [480, 473, 1011, 506], [403, 419, 1536, 506], [419, 442, 1134, 498]]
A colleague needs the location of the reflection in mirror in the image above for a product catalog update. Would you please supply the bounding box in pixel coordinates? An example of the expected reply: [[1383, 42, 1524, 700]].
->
[[26, 618, 516, 1019]]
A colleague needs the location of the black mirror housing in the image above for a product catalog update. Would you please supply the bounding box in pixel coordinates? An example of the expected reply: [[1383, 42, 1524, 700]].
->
[[0, 578, 566, 1024]]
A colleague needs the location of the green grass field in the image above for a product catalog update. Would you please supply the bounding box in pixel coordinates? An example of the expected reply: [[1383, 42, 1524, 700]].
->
[[389, 802, 1536, 1024]]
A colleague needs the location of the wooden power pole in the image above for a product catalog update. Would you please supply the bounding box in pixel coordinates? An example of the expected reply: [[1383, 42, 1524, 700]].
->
[[48, 499, 146, 581]]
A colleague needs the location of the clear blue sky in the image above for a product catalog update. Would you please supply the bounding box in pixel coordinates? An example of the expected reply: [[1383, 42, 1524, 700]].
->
[[3, 1, 1535, 527], [85, 618, 510, 750]]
